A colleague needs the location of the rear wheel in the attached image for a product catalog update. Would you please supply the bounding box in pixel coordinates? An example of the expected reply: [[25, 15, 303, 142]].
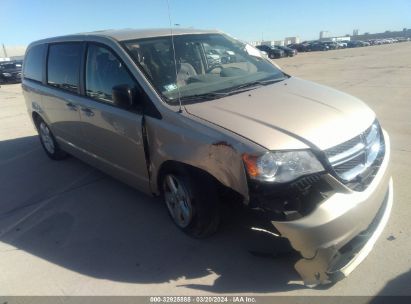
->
[[36, 118, 68, 160], [161, 168, 220, 238]]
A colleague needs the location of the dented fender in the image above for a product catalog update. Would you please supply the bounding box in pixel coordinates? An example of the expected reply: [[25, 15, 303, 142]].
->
[[143, 111, 267, 200]]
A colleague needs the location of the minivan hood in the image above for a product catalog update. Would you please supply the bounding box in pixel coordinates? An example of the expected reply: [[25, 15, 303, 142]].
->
[[185, 77, 375, 151]]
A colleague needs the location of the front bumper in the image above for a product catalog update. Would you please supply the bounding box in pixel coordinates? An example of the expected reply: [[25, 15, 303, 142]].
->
[[271, 130, 393, 286], [0, 72, 21, 83]]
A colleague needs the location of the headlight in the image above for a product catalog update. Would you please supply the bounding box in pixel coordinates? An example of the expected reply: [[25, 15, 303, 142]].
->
[[2, 73, 12, 77], [243, 150, 324, 183]]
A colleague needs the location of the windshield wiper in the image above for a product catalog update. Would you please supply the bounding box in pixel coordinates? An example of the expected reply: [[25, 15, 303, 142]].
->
[[173, 77, 285, 104], [226, 77, 286, 94], [179, 92, 229, 103]]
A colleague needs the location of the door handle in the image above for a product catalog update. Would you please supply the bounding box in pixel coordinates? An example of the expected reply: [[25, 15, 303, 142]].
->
[[81, 107, 95, 117], [66, 102, 78, 111]]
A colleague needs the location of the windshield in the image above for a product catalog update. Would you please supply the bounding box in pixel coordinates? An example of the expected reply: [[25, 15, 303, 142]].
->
[[124, 33, 286, 104]]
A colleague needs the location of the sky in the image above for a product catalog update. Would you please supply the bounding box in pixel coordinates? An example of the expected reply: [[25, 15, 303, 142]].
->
[[1, 0, 410, 45]]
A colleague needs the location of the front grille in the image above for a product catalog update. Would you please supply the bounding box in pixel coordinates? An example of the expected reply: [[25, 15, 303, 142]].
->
[[334, 153, 364, 175], [326, 135, 362, 158], [325, 121, 385, 191]]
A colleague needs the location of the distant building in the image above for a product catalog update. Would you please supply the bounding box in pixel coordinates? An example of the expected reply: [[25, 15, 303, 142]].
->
[[250, 36, 300, 47], [251, 39, 288, 47], [319, 31, 331, 39], [332, 36, 351, 42], [260, 40, 274, 46], [321, 36, 351, 42], [248, 41, 260, 46], [353, 29, 359, 36], [284, 36, 300, 45]]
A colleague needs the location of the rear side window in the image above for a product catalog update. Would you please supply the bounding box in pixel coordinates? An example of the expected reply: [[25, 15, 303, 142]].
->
[[47, 43, 82, 93], [85, 44, 136, 103], [23, 44, 45, 82]]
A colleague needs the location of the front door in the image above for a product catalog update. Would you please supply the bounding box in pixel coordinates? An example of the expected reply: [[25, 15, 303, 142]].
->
[[77, 43, 150, 191]]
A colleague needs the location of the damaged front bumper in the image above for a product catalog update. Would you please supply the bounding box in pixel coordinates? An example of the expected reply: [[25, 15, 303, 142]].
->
[[271, 130, 393, 286]]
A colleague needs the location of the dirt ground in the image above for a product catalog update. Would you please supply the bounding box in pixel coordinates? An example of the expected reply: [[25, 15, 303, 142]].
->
[[0, 42, 410, 296]]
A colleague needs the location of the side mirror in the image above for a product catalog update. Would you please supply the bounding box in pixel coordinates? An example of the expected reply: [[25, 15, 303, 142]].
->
[[112, 84, 134, 109]]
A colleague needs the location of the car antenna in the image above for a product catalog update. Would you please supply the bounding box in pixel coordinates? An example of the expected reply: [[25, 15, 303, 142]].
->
[[167, 0, 183, 113]]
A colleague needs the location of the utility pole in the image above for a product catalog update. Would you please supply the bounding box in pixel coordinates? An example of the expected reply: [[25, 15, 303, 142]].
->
[[2, 44, 8, 57]]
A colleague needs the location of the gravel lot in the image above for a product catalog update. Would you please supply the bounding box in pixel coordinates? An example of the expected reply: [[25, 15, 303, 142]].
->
[[0, 42, 410, 296]]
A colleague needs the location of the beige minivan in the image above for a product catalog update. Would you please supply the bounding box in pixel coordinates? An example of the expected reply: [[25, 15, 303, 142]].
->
[[23, 28, 393, 286]]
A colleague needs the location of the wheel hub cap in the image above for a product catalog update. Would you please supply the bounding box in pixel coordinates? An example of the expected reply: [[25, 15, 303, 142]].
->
[[39, 122, 55, 154], [163, 175, 193, 228]]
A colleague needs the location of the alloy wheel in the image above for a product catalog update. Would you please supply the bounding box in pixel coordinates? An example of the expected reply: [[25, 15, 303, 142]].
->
[[163, 174, 193, 228], [39, 122, 55, 154]]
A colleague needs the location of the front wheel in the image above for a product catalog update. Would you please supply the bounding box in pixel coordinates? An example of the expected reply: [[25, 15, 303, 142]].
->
[[161, 169, 220, 238]]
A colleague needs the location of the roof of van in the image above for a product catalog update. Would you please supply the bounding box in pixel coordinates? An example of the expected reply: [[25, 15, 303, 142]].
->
[[27, 28, 224, 49], [75, 28, 221, 41], [87, 28, 219, 40]]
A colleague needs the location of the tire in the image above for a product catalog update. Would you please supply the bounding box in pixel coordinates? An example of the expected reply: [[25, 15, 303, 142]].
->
[[35, 117, 68, 160], [269, 53, 275, 59], [160, 167, 220, 238]]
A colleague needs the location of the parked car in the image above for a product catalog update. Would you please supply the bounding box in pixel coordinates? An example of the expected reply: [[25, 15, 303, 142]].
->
[[336, 41, 348, 48], [322, 41, 340, 50], [396, 37, 410, 42], [255, 45, 284, 59], [0, 60, 23, 83], [348, 40, 370, 48], [287, 42, 311, 52], [347, 40, 362, 48], [308, 41, 329, 51], [271, 46, 288, 57], [23, 28, 392, 287], [370, 39, 385, 45], [275, 45, 297, 57]]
